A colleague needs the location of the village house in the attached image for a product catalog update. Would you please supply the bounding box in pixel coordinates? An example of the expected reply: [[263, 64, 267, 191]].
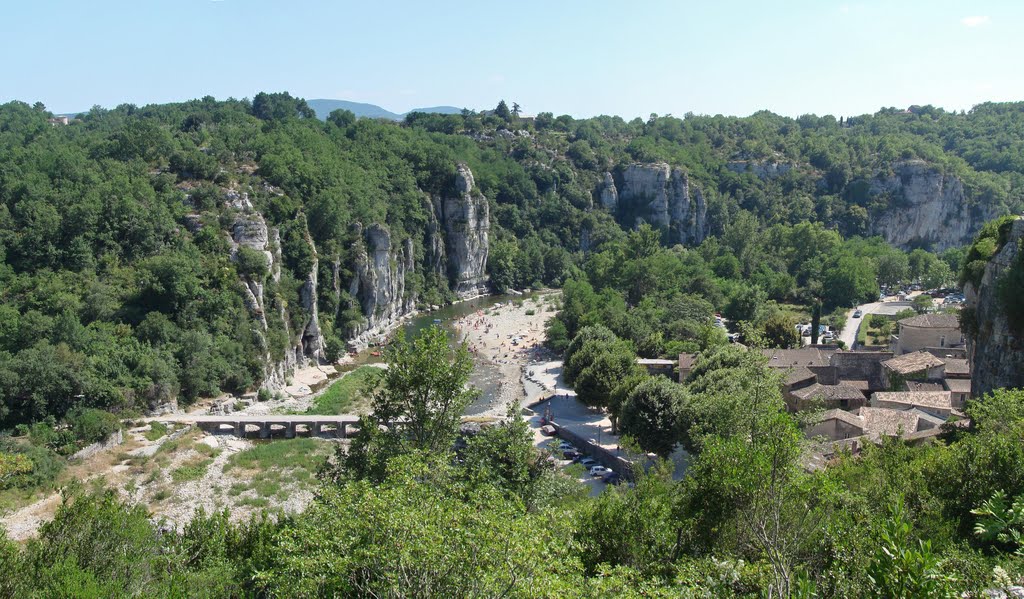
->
[[636, 358, 676, 378], [944, 378, 972, 406], [891, 313, 963, 355], [807, 406, 945, 442], [677, 353, 696, 383], [941, 357, 971, 379], [870, 390, 957, 418], [788, 382, 867, 411], [880, 351, 946, 389]]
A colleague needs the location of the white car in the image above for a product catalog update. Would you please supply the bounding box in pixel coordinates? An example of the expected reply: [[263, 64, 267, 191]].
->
[[590, 465, 611, 476]]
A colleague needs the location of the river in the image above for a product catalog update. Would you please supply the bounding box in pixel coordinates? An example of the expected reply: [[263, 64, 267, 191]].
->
[[331, 293, 539, 415]]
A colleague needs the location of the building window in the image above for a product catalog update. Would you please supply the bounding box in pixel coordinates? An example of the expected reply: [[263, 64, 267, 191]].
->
[[940, 335, 945, 347]]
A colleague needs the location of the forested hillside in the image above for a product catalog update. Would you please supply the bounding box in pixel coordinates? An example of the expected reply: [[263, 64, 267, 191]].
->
[[2, 93, 1023, 430]]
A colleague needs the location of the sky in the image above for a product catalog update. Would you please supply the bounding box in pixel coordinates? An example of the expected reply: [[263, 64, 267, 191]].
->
[[2, 0, 1022, 119]]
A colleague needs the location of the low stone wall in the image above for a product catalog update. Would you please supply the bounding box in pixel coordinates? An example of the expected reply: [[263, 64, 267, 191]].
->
[[551, 423, 636, 481], [69, 428, 124, 461]]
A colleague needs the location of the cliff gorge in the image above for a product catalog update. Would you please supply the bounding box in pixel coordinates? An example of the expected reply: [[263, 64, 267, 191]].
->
[[288, 160, 487, 358], [964, 217, 1024, 397], [598, 163, 708, 245], [866, 161, 999, 251]]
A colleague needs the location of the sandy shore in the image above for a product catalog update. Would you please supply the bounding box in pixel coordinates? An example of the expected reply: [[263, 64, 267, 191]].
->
[[454, 292, 559, 418]]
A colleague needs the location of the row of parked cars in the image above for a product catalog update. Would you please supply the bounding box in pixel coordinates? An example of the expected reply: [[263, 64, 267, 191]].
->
[[555, 440, 623, 485]]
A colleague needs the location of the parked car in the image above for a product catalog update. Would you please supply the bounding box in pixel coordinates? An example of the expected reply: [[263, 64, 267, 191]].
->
[[578, 457, 597, 467], [558, 441, 575, 451], [853, 309, 863, 318], [603, 472, 621, 485], [590, 465, 611, 476], [563, 450, 580, 460]]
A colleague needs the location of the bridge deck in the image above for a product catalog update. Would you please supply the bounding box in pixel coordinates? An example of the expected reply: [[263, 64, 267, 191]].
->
[[141, 414, 361, 439], [144, 414, 360, 424]]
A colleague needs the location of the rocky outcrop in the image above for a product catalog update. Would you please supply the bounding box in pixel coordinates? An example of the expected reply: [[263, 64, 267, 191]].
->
[[965, 217, 1024, 397], [438, 164, 490, 297], [867, 161, 1000, 251], [345, 223, 416, 351], [598, 172, 618, 210], [601, 163, 708, 246], [225, 190, 324, 390]]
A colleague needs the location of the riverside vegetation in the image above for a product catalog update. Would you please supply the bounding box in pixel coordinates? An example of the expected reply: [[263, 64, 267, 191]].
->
[[2, 327, 1024, 596], [3, 94, 1024, 595]]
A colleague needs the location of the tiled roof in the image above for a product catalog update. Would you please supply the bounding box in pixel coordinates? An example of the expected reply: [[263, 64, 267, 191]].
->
[[843, 379, 871, 391], [792, 383, 866, 402], [942, 358, 970, 376], [905, 381, 945, 392], [784, 366, 818, 386], [898, 313, 960, 329], [944, 378, 972, 393], [872, 391, 952, 410], [815, 407, 944, 437], [882, 351, 945, 375], [762, 348, 836, 368]]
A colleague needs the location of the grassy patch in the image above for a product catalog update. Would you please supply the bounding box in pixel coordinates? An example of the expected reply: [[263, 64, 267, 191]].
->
[[144, 421, 169, 442], [240, 497, 270, 508], [225, 438, 329, 473], [306, 366, 382, 415], [856, 319, 869, 346], [171, 458, 213, 482]]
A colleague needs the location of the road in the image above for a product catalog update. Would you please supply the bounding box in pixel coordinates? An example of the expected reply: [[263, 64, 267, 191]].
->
[[838, 297, 917, 349]]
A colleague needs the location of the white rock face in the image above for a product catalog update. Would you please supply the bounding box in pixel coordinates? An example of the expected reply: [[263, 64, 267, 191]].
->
[[965, 217, 1024, 397], [598, 172, 618, 210], [224, 192, 325, 390], [346, 224, 416, 351], [440, 164, 490, 297], [868, 160, 999, 251], [606, 163, 708, 245]]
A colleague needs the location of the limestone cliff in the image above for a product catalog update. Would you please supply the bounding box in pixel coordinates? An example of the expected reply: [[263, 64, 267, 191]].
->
[[599, 163, 708, 246], [222, 163, 492, 388], [867, 160, 999, 251], [438, 164, 490, 297], [226, 190, 325, 390], [345, 223, 416, 351], [965, 217, 1024, 397]]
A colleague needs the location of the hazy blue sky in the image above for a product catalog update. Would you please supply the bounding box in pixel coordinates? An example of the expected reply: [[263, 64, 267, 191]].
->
[[3, 0, 1022, 118]]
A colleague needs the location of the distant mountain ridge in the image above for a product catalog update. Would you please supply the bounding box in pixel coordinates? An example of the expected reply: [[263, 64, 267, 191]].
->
[[306, 99, 464, 121]]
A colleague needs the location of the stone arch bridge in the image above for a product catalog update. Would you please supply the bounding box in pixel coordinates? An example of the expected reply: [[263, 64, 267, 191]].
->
[[143, 414, 361, 439]]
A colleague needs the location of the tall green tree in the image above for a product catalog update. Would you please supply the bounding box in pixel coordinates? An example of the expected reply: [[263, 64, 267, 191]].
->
[[342, 326, 478, 481]]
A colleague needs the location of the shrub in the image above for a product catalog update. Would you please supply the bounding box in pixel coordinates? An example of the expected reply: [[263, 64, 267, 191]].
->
[[235, 246, 270, 280], [67, 408, 121, 445]]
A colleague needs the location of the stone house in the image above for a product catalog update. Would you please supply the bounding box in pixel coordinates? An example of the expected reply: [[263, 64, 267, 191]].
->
[[891, 313, 963, 355], [678, 353, 696, 383], [870, 390, 955, 419], [789, 382, 868, 411], [637, 358, 676, 378], [880, 351, 946, 389], [807, 406, 945, 442], [943, 378, 972, 408]]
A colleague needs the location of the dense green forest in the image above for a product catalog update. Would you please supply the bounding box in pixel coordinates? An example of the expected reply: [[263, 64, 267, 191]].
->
[[2, 328, 1024, 597], [3, 93, 1017, 434]]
